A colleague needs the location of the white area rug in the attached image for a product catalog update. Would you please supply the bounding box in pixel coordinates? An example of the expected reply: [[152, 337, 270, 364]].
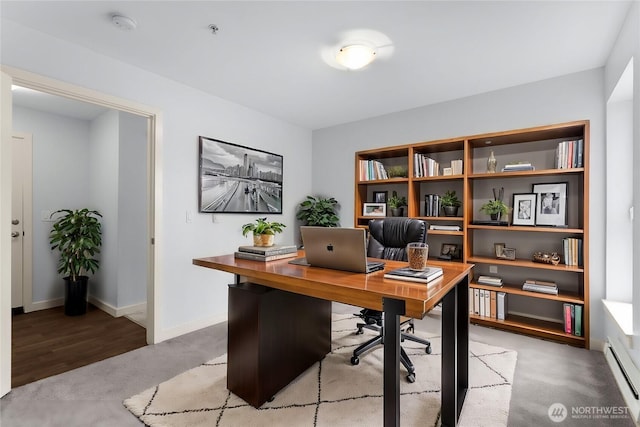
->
[[124, 314, 517, 426]]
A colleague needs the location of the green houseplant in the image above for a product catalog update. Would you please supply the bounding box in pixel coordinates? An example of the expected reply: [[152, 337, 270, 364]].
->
[[242, 217, 286, 247], [440, 190, 461, 216], [479, 199, 510, 221], [49, 208, 103, 316], [296, 196, 340, 227], [388, 191, 407, 217]]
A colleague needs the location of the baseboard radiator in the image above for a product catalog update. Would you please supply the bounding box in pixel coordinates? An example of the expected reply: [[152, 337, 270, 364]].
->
[[604, 336, 640, 422]]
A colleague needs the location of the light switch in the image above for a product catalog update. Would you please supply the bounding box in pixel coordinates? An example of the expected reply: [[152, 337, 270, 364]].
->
[[489, 265, 498, 274]]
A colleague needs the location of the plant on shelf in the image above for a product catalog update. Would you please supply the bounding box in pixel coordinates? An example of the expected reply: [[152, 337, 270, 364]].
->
[[242, 217, 286, 247], [387, 165, 408, 178], [440, 190, 461, 217], [296, 196, 340, 227], [49, 208, 103, 316], [479, 199, 510, 221], [388, 191, 407, 217]]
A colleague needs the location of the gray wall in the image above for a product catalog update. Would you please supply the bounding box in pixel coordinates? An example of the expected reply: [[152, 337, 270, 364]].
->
[[312, 68, 607, 345]]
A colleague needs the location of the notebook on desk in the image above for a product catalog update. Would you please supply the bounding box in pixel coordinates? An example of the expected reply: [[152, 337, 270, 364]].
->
[[296, 226, 385, 274]]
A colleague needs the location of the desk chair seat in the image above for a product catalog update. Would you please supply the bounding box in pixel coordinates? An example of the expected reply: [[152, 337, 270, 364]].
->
[[351, 218, 432, 383]]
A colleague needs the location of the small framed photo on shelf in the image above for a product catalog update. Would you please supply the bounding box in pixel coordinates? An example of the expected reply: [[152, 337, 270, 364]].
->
[[494, 243, 505, 258], [440, 243, 461, 260], [512, 193, 536, 226], [363, 203, 386, 217], [532, 182, 568, 226], [373, 191, 388, 203], [500, 248, 517, 261]]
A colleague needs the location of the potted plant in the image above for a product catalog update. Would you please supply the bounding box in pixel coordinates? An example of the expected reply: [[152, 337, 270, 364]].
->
[[242, 217, 286, 247], [49, 208, 103, 316], [479, 199, 510, 221], [296, 196, 340, 227], [441, 190, 461, 216], [388, 191, 407, 217], [387, 165, 408, 178]]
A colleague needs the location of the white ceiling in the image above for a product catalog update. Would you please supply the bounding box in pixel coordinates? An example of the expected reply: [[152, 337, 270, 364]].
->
[[2, 1, 633, 130]]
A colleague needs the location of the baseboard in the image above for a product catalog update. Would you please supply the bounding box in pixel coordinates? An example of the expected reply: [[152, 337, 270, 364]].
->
[[28, 298, 63, 312], [156, 313, 228, 343], [88, 296, 146, 318]]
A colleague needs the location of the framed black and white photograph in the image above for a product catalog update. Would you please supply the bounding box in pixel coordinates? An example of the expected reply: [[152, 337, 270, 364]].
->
[[532, 182, 568, 226], [199, 136, 283, 213], [373, 191, 388, 203], [512, 193, 536, 226], [494, 243, 505, 258], [363, 203, 386, 217], [440, 243, 461, 259]]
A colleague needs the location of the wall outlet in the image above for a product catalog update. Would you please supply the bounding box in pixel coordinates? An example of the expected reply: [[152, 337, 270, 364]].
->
[[489, 265, 498, 274]]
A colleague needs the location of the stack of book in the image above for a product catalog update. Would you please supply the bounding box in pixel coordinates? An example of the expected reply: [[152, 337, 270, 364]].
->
[[522, 279, 558, 295], [477, 275, 503, 287], [501, 162, 535, 172], [429, 224, 461, 231], [234, 244, 298, 262], [383, 266, 443, 285]]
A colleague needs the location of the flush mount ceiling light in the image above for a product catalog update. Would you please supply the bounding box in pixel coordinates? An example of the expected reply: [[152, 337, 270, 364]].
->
[[335, 44, 377, 70], [112, 14, 137, 31]]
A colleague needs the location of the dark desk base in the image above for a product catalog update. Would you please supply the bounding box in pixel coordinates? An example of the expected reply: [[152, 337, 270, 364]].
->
[[227, 282, 332, 408]]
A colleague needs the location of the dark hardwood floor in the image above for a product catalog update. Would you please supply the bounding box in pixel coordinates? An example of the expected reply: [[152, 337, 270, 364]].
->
[[11, 304, 147, 387]]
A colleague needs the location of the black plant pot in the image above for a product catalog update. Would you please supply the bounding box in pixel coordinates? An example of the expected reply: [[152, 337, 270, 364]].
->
[[490, 213, 502, 221], [64, 276, 89, 316], [443, 206, 459, 217], [390, 207, 404, 217]]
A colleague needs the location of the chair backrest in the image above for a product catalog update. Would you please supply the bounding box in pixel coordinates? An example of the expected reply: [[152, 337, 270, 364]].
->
[[367, 218, 428, 261]]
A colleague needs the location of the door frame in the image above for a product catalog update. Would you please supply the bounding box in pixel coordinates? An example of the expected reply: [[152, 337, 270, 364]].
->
[[1, 65, 163, 396]]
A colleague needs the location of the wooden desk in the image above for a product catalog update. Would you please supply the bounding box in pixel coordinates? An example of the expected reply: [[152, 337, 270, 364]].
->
[[193, 252, 472, 427]]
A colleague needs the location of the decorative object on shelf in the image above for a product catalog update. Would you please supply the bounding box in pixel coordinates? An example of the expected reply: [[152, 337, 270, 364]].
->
[[440, 190, 461, 217], [439, 243, 461, 260], [199, 136, 283, 214], [296, 195, 340, 227], [363, 202, 386, 217], [241, 217, 286, 247], [387, 191, 407, 216], [494, 243, 505, 258], [387, 165, 408, 178], [487, 150, 497, 173], [443, 167, 453, 176], [480, 187, 509, 221], [532, 251, 561, 266], [373, 191, 388, 203], [499, 248, 516, 261], [49, 208, 103, 316], [532, 182, 568, 227], [512, 193, 537, 226], [502, 162, 534, 172]]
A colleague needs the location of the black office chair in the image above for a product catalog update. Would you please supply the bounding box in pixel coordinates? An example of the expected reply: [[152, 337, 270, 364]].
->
[[351, 217, 432, 383]]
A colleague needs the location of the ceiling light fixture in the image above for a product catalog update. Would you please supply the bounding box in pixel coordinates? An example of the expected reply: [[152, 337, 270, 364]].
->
[[111, 14, 137, 31], [335, 44, 377, 70]]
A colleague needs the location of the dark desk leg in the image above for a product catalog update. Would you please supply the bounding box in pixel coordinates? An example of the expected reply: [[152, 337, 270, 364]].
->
[[441, 274, 469, 427], [383, 297, 405, 427]]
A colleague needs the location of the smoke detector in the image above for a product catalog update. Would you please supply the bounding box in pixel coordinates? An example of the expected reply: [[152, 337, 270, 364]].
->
[[112, 15, 137, 31]]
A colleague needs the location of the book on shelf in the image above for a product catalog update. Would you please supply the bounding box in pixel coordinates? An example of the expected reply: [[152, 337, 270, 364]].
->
[[383, 266, 444, 284], [562, 303, 583, 336], [234, 251, 298, 262], [473, 288, 480, 315], [451, 159, 463, 175], [414, 153, 440, 177], [490, 291, 497, 319], [497, 292, 507, 320], [424, 194, 440, 217], [501, 162, 535, 172], [429, 225, 461, 231], [477, 275, 503, 286], [237, 244, 298, 256], [562, 238, 583, 266], [556, 139, 584, 169], [522, 283, 558, 295], [359, 159, 389, 181]]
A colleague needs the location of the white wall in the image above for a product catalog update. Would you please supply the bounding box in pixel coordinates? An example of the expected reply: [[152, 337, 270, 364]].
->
[[12, 106, 91, 302], [2, 20, 313, 339], [313, 68, 607, 345]]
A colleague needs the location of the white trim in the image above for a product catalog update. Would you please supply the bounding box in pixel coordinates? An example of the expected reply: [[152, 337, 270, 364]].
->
[[603, 300, 635, 348], [29, 298, 63, 312], [156, 313, 228, 343], [87, 296, 145, 318], [605, 336, 640, 422]]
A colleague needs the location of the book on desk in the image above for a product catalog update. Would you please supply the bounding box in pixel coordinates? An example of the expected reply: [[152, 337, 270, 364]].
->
[[384, 266, 444, 284], [234, 244, 298, 262]]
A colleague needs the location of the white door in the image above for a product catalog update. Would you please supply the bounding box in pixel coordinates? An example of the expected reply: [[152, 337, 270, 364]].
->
[[11, 133, 32, 309]]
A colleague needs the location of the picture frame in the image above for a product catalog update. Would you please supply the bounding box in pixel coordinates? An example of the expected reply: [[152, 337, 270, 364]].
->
[[512, 193, 537, 226], [373, 191, 388, 204], [199, 136, 283, 213], [532, 182, 568, 226], [440, 243, 461, 260], [494, 243, 505, 258], [500, 248, 517, 261], [363, 203, 386, 217]]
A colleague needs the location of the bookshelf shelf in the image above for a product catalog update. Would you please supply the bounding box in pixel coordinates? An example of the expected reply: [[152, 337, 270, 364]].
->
[[355, 120, 589, 347]]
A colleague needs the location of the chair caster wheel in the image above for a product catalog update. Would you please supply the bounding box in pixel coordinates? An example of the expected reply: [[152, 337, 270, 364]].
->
[[406, 373, 416, 383], [356, 328, 363, 335], [351, 356, 359, 365], [425, 345, 432, 354], [268, 396, 275, 402]]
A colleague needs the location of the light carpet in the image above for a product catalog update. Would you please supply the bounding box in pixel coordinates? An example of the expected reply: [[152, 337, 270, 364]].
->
[[124, 314, 517, 426]]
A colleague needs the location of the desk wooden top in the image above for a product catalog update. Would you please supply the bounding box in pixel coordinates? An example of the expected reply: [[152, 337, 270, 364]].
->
[[193, 251, 473, 318]]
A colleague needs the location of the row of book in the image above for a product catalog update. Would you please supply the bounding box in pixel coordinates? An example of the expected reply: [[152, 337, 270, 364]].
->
[[233, 244, 298, 262], [556, 139, 584, 169], [413, 153, 440, 178], [563, 303, 583, 336], [424, 194, 441, 217], [470, 289, 507, 320], [523, 279, 558, 295], [563, 238, 583, 266], [358, 159, 389, 181]]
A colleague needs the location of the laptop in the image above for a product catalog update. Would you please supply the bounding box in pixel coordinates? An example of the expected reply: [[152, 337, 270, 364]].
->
[[296, 226, 385, 274]]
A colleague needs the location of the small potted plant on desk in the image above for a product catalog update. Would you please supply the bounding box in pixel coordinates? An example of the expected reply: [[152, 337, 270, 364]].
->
[[479, 199, 510, 222], [49, 208, 103, 316], [242, 217, 286, 247], [441, 190, 461, 217], [388, 191, 407, 217]]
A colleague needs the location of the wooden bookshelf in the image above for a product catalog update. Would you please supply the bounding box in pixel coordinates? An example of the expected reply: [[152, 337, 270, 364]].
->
[[354, 120, 589, 348]]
